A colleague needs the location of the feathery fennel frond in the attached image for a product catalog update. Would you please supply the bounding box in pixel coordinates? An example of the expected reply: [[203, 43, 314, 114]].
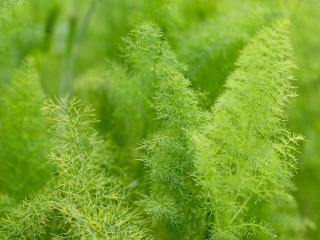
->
[[192, 19, 303, 239], [0, 193, 52, 239], [139, 23, 207, 239], [0, 59, 51, 203], [75, 23, 182, 146], [74, 24, 177, 205], [0, 98, 150, 239], [0, 1, 316, 239], [74, 23, 188, 190]]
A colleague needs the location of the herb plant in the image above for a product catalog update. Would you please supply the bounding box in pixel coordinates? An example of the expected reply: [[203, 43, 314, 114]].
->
[[0, 0, 319, 239]]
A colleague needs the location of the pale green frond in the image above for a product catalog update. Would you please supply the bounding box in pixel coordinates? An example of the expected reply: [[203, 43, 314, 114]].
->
[[193, 19, 303, 239]]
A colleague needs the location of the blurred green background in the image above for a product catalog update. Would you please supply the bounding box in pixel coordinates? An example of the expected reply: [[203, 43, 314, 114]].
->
[[0, 0, 319, 239]]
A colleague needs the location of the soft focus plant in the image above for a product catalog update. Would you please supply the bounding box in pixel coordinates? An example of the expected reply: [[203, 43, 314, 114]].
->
[[0, 0, 319, 239]]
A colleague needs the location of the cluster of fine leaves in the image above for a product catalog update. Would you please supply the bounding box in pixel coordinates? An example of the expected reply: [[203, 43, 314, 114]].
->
[[0, 0, 319, 239], [192, 20, 304, 240], [0, 59, 51, 210], [1, 99, 149, 239]]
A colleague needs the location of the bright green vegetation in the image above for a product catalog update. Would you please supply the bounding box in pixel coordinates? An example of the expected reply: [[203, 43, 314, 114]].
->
[[0, 0, 319, 239]]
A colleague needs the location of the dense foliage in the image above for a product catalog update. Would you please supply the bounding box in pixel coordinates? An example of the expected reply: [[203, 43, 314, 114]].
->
[[0, 0, 319, 239]]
